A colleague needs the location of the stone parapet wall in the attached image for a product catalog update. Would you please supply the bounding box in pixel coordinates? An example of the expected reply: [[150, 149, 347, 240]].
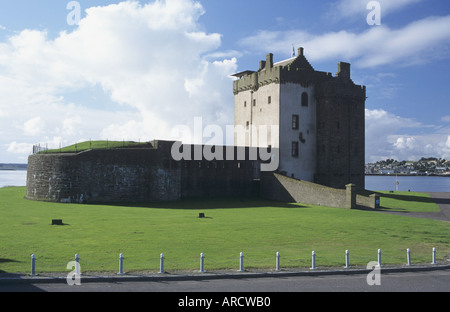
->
[[260, 172, 378, 209]]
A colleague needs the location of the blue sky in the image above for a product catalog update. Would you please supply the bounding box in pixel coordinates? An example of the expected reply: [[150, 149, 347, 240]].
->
[[0, 0, 449, 163]]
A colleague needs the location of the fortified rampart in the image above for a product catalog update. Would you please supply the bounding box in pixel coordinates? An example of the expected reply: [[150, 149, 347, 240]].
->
[[26, 140, 262, 204], [26, 140, 377, 209]]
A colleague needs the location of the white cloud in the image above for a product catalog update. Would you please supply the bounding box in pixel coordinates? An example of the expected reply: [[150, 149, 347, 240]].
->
[[0, 0, 238, 162], [365, 109, 450, 162], [239, 15, 450, 68], [6, 141, 33, 155], [23, 117, 45, 136]]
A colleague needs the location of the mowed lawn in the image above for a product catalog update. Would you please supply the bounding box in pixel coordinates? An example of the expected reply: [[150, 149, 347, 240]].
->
[[0, 187, 449, 274]]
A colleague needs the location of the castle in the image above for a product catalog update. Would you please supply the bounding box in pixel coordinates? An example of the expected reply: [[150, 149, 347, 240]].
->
[[233, 48, 366, 189], [26, 49, 376, 209]]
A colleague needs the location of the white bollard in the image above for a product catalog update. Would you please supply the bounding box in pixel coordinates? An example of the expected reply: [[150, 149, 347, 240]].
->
[[431, 248, 437, 265], [377, 249, 382, 267], [276, 252, 281, 271], [30, 254, 36, 276], [118, 253, 125, 275], [238, 252, 244, 272], [199, 253, 205, 273], [344, 250, 350, 269], [75, 254, 81, 275], [311, 251, 316, 270], [407, 248, 411, 266], [159, 253, 165, 274]]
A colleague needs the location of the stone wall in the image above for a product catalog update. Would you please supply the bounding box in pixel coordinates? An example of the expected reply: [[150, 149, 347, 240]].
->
[[315, 78, 366, 190], [260, 172, 378, 209], [26, 142, 262, 204], [26, 141, 376, 208], [26, 147, 181, 203]]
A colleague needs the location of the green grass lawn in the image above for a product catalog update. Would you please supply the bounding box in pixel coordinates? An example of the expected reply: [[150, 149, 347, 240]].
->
[[0, 187, 449, 274], [376, 191, 441, 212], [41, 140, 149, 154]]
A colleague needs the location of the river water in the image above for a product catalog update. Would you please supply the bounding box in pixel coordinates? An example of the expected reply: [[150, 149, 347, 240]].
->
[[1, 170, 449, 193], [0, 170, 27, 188], [365, 175, 450, 192]]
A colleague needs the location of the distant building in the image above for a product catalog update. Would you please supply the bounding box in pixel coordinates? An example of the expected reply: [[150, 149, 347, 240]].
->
[[232, 48, 366, 189]]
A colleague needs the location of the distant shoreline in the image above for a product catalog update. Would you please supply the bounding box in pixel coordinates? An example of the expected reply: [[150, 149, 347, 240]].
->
[[0, 169, 27, 171], [0, 168, 449, 175], [365, 174, 450, 177], [0, 164, 27, 171]]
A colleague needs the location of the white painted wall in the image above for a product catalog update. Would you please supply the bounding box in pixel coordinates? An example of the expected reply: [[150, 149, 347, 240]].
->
[[278, 83, 316, 181], [234, 82, 316, 182]]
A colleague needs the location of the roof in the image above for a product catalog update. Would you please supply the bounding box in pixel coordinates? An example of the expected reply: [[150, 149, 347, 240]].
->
[[275, 52, 314, 71]]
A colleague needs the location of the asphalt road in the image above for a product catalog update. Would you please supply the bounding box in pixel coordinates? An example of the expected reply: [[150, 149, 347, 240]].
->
[[1, 269, 449, 292]]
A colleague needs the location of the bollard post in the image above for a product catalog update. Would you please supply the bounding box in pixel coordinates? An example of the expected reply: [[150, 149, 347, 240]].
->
[[75, 254, 81, 275], [118, 253, 125, 275], [30, 254, 36, 276], [431, 248, 437, 265], [199, 253, 205, 273], [344, 250, 350, 269], [159, 253, 165, 274], [407, 248, 411, 266], [311, 251, 316, 270], [238, 252, 244, 272], [276, 252, 281, 271], [377, 249, 382, 267]]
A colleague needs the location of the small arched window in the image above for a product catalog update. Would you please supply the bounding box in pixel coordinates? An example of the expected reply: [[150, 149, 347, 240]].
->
[[301, 92, 308, 107]]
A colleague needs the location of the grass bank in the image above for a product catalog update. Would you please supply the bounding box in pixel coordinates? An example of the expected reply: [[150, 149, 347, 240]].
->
[[40, 140, 149, 154], [0, 187, 448, 274]]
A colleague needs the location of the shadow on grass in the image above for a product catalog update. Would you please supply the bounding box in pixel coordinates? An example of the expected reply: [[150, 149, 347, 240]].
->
[[0, 258, 20, 264], [362, 190, 442, 212], [0, 258, 21, 274], [373, 191, 436, 204], [91, 196, 306, 210]]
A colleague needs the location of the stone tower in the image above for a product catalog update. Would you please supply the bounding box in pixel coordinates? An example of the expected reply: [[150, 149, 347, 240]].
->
[[232, 48, 366, 189]]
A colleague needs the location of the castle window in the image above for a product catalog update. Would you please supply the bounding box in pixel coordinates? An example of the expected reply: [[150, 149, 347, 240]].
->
[[301, 92, 308, 107], [292, 115, 299, 130], [246, 121, 249, 129], [292, 141, 299, 157], [268, 96, 271, 104], [253, 99, 256, 106], [244, 101, 247, 107]]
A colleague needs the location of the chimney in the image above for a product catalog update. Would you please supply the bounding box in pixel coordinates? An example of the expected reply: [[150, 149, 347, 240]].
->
[[266, 53, 273, 69], [259, 60, 266, 70], [298, 47, 304, 57], [336, 62, 351, 80]]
